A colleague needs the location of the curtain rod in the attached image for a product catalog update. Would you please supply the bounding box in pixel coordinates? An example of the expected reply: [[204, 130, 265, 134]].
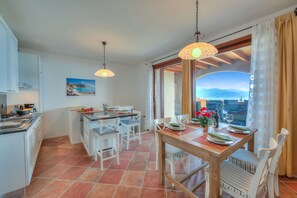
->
[[151, 26, 252, 64]]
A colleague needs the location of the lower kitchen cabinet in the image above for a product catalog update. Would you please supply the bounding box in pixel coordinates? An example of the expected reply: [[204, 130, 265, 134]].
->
[[0, 115, 43, 195], [26, 116, 43, 185], [0, 132, 26, 195]]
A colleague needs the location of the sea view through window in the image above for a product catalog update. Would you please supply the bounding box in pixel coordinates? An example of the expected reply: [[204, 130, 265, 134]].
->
[[196, 71, 250, 126]]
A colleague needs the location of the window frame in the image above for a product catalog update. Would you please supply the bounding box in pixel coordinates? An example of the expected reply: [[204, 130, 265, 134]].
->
[[152, 34, 252, 119]]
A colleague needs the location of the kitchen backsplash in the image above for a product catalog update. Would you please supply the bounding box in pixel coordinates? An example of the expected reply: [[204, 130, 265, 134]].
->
[[0, 90, 40, 114]]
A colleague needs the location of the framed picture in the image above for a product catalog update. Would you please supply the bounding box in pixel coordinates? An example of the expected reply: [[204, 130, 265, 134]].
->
[[66, 78, 95, 96]]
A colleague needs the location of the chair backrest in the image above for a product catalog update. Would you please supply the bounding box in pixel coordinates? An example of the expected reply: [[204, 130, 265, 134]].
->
[[175, 114, 190, 124], [154, 117, 171, 132], [97, 118, 120, 135], [249, 138, 278, 197], [154, 117, 171, 151], [132, 110, 141, 121], [270, 128, 289, 173]]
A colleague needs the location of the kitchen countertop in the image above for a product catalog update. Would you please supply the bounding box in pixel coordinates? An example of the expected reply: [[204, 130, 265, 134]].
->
[[78, 109, 103, 114], [83, 111, 136, 121], [0, 113, 41, 135]]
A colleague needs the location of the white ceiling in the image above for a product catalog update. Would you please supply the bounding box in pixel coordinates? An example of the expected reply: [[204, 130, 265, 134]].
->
[[0, 0, 296, 66]]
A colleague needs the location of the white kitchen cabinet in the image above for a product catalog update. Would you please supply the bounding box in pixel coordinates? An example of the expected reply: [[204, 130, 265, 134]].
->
[[0, 17, 8, 92], [25, 116, 43, 185], [26, 123, 36, 185], [0, 116, 43, 195], [67, 107, 84, 144], [0, 16, 18, 93], [19, 53, 39, 90], [0, 132, 26, 195], [82, 117, 101, 157], [35, 116, 43, 155]]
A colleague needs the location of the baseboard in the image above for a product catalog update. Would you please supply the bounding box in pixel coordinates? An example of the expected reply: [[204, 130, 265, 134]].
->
[[70, 139, 82, 144], [43, 132, 68, 140]]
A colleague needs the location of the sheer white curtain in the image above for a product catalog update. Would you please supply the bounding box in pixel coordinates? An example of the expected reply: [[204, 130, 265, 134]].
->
[[145, 63, 154, 130], [247, 19, 277, 152]]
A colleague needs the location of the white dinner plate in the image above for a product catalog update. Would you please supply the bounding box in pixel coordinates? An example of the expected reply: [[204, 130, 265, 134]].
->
[[167, 125, 186, 131], [207, 133, 234, 145], [227, 125, 251, 134], [190, 120, 201, 125]]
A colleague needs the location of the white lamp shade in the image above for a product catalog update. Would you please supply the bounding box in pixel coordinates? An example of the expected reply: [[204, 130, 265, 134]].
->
[[94, 69, 115, 77], [178, 42, 218, 60]]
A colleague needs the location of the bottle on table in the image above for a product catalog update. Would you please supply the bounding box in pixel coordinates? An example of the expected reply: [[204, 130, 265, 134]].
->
[[214, 110, 219, 128]]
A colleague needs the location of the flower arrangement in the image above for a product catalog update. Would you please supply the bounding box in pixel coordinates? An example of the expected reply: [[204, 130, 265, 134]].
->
[[195, 107, 215, 128]]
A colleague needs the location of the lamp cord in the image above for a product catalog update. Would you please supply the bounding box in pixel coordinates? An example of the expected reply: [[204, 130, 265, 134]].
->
[[196, 0, 198, 34], [195, 0, 200, 42], [103, 42, 106, 69]]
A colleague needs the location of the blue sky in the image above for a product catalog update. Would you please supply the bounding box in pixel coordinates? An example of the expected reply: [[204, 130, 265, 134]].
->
[[66, 78, 95, 86], [196, 71, 250, 91]]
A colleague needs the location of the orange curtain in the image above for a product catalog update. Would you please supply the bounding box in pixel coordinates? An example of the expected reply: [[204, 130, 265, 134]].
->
[[275, 12, 297, 177], [181, 60, 192, 115]]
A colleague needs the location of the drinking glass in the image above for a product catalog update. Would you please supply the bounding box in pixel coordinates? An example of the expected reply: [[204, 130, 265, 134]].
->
[[208, 118, 217, 132], [224, 114, 234, 125]]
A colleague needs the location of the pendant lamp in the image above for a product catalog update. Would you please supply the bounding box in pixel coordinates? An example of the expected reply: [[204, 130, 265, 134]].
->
[[178, 0, 218, 60], [94, 41, 115, 77]]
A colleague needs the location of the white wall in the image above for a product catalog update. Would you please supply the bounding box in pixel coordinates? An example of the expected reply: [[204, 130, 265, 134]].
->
[[19, 49, 144, 139]]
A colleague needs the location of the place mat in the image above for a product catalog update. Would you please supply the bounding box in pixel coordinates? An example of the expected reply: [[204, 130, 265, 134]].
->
[[163, 127, 196, 136], [186, 123, 201, 128], [193, 133, 231, 149]]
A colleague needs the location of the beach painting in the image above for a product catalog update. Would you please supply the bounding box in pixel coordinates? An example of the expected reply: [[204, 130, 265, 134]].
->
[[66, 78, 96, 96]]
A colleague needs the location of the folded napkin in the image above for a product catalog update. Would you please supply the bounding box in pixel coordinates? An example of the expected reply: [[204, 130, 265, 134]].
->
[[229, 125, 251, 131], [170, 123, 180, 127], [208, 132, 232, 141]]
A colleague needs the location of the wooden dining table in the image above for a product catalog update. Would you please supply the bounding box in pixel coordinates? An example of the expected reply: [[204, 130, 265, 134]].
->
[[157, 124, 257, 198]]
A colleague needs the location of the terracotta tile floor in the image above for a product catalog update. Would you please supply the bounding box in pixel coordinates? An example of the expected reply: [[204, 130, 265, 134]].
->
[[25, 132, 297, 198]]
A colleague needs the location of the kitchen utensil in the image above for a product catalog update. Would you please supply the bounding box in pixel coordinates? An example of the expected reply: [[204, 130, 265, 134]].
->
[[16, 109, 31, 116], [24, 104, 34, 108]]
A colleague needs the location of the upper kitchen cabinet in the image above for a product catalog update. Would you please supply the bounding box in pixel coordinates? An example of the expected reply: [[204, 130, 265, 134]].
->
[[0, 16, 18, 93], [19, 53, 40, 90]]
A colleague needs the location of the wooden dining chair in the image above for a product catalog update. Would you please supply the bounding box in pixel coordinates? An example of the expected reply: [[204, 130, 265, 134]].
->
[[228, 128, 289, 198], [205, 138, 278, 198], [121, 110, 142, 149], [93, 118, 120, 170], [154, 117, 188, 178]]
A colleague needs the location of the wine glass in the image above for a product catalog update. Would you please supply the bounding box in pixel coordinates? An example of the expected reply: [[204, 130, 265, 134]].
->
[[208, 118, 217, 132], [224, 114, 234, 125]]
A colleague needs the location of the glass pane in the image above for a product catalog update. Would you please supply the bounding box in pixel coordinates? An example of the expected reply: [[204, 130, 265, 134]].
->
[[196, 71, 250, 126]]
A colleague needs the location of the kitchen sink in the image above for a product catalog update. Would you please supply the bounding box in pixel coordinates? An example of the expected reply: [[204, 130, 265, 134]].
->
[[0, 120, 25, 130]]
